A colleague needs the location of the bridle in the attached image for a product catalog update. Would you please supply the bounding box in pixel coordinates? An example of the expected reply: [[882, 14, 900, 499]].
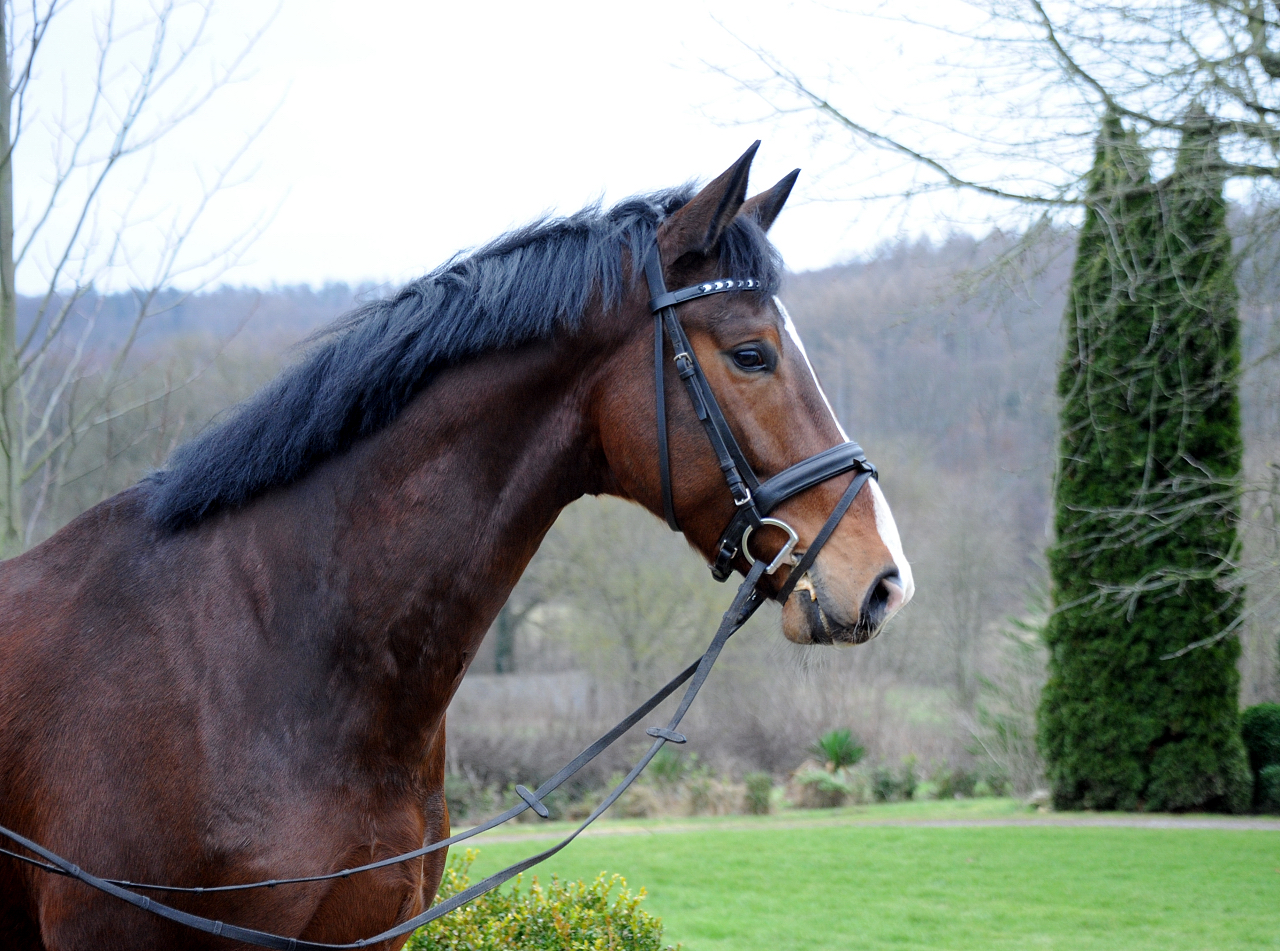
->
[[645, 243, 878, 603], [0, 241, 884, 949]]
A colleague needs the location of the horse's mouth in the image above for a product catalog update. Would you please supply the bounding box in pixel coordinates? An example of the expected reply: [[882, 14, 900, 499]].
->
[[785, 575, 883, 646]]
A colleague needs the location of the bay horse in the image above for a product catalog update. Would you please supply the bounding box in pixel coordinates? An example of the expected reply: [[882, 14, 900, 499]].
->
[[0, 146, 913, 950]]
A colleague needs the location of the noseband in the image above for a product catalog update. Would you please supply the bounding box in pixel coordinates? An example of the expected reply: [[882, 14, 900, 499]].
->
[[645, 244, 878, 601]]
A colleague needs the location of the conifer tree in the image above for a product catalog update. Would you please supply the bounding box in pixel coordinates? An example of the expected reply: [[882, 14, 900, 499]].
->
[[1039, 111, 1251, 812]]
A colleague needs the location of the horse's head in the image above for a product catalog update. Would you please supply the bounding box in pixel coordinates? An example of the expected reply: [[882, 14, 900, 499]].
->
[[595, 145, 914, 645]]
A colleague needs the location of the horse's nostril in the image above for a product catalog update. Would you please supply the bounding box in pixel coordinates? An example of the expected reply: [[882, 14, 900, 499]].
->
[[863, 569, 904, 627]]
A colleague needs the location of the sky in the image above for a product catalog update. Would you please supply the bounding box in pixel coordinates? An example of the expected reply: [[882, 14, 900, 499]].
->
[[12, 0, 1035, 293]]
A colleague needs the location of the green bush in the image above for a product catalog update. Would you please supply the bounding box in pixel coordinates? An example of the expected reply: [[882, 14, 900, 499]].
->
[[870, 757, 920, 802], [743, 772, 773, 815], [808, 729, 866, 772], [1259, 765, 1280, 815], [1241, 704, 1280, 811], [406, 849, 678, 951], [797, 770, 850, 808], [1241, 704, 1280, 773], [899, 755, 919, 801], [647, 747, 697, 791], [871, 766, 900, 803], [931, 766, 978, 800], [444, 773, 476, 822]]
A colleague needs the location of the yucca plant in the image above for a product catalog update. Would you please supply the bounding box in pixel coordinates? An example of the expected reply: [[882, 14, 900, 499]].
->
[[808, 729, 865, 773]]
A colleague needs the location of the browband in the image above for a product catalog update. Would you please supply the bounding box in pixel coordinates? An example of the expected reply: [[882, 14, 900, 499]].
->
[[649, 278, 762, 313]]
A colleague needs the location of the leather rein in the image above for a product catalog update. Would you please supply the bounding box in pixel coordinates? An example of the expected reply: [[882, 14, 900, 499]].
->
[[0, 243, 879, 949]]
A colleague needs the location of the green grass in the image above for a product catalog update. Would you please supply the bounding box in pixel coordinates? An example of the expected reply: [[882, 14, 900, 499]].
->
[[461, 803, 1280, 951]]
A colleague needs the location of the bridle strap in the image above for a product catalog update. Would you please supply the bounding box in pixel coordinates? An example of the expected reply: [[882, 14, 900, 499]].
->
[[654, 310, 677, 530], [776, 466, 876, 604], [646, 245, 760, 529], [659, 305, 760, 503]]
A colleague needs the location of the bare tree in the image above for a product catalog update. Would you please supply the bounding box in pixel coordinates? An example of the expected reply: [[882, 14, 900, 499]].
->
[[725, 1, 1280, 213], [718, 2, 1280, 667], [0, 0, 273, 554]]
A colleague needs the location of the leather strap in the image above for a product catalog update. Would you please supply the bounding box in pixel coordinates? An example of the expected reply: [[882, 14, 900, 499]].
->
[[648, 277, 761, 312], [775, 468, 875, 603], [755, 442, 874, 514], [655, 311, 677, 530]]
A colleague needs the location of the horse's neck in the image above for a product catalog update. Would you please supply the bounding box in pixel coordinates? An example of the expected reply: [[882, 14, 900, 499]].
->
[[241, 340, 605, 766]]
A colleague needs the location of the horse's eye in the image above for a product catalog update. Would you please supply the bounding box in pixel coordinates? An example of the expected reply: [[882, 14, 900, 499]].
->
[[732, 347, 769, 372]]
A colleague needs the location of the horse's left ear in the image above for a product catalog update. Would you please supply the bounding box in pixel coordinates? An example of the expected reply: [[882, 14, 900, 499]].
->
[[657, 142, 760, 261], [739, 169, 800, 232]]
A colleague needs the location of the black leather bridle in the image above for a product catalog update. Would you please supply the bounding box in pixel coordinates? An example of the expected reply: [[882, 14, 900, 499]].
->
[[0, 242, 883, 949], [645, 243, 878, 603]]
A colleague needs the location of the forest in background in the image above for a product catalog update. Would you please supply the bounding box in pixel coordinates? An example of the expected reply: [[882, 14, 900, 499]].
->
[[19, 222, 1280, 802]]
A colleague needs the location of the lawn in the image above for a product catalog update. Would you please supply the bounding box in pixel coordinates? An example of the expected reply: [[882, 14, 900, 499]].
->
[[460, 802, 1280, 951]]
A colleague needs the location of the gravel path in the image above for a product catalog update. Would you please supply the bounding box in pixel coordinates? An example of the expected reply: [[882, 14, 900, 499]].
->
[[471, 812, 1280, 844]]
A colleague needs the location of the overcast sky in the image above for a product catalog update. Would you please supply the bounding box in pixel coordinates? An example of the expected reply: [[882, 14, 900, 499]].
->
[[15, 0, 1019, 293]]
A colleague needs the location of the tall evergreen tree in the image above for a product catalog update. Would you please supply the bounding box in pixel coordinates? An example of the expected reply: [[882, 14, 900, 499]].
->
[[1039, 111, 1251, 812]]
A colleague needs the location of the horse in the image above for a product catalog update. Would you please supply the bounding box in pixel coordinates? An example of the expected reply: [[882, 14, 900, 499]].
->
[[0, 145, 913, 950]]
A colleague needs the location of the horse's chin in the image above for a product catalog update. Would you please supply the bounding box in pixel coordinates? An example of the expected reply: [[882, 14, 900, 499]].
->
[[779, 578, 881, 646]]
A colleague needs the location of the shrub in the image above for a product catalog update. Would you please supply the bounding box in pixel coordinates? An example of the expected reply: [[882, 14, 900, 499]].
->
[[743, 772, 773, 815], [871, 766, 900, 803], [899, 755, 919, 801], [931, 766, 978, 800], [444, 773, 476, 822], [647, 747, 695, 791], [842, 767, 873, 805], [869, 757, 920, 802], [1241, 704, 1280, 774], [686, 773, 712, 815], [1259, 765, 1280, 815], [808, 729, 866, 772], [406, 849, 678, 951], [796, 770, 850, 808], [1240, 704, 1280, 811]]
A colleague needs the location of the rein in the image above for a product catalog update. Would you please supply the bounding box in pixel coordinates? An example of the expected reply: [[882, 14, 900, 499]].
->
[[0, 243, 879, 947]]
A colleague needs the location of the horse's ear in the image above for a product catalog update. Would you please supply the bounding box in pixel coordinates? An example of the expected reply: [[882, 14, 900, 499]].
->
[[657, 142, 760, 261], [739, 168, 799, 233]]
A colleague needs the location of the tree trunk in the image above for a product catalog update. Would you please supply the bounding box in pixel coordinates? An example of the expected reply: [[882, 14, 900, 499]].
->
[[0, 5, 22, 556]]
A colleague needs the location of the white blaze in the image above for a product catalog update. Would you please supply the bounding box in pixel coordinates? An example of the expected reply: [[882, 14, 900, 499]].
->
[[776, 298, 849, 442], [775, 297, 914, 607], [870, 480, 914, 605]]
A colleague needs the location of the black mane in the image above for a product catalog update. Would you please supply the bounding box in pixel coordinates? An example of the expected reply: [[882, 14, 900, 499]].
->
[[146, 187, 783, 531]]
